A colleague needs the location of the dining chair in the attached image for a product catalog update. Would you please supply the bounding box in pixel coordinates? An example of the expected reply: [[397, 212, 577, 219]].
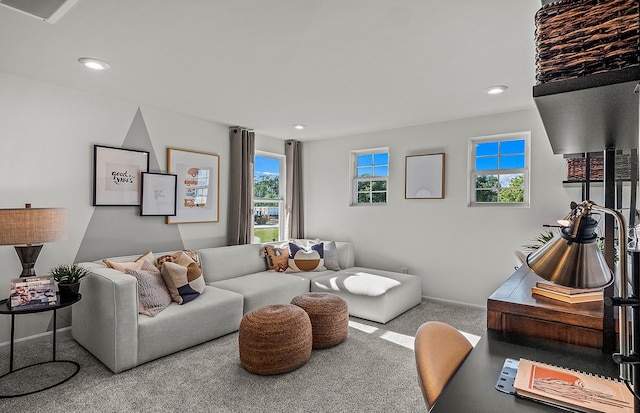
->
[[414, 321, 473, 410]]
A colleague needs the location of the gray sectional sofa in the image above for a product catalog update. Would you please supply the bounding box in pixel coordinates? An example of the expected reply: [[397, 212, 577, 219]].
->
[[72, 240, 421, 373]]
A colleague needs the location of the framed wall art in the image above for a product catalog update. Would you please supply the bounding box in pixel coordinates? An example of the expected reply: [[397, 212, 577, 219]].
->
[[167, 148, 220, 224], [140, 173, 177, 216], [93, 145, 150, 206], [405, 153, 445, 199]]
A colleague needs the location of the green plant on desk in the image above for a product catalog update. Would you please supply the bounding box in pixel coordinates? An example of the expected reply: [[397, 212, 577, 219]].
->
[[50, 264, 89, 300]]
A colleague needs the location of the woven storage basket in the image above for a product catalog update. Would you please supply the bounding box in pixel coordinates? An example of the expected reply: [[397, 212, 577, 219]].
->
[[566, 154, 637, 181], [566, 157, 604, 181], [535, 0, 640, 83]]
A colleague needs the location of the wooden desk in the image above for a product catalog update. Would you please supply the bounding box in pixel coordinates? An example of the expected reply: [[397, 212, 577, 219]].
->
[[487, 265, 604, 347], [430, 330, 620, 412]]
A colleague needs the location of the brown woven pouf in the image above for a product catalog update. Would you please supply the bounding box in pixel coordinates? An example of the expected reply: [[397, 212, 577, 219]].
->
[[238, 304, 312, 375], [291, 293, 348, 349]]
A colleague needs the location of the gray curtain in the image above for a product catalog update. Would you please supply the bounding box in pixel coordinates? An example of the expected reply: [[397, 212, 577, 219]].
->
[[228, 127, 255, 245], [285, 140, 304, 239]]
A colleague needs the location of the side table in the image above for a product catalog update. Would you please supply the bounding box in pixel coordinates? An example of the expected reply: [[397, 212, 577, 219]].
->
[[0, 293, 81, 398], [487, 265, 603, 348]]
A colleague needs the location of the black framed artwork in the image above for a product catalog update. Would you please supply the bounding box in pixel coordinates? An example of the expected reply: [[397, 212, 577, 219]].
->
[[93, 145, 150, 206]]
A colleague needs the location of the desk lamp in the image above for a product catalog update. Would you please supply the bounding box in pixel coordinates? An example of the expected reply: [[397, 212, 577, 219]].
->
[[0, 203, 67, 277], [527, 200, 639, 407]]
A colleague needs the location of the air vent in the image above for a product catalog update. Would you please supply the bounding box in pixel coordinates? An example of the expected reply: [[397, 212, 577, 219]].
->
[[0, 0, 78, 23]]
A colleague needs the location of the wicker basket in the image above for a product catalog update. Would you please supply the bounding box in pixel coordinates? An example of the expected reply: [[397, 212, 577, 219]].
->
[[566, 157, 604, 181], [566, 154, 637, 181], [535, 0, 640, 83]]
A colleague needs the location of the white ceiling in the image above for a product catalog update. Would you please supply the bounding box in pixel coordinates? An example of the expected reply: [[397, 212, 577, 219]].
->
[[0, 0, 542, 141]]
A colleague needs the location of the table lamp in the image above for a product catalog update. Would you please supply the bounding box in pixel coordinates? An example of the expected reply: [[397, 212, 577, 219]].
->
[[527, 200, 638, 397], [0, 203, 67, 277]]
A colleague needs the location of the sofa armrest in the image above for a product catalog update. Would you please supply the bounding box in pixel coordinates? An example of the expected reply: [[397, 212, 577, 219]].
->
[[71, 263, 139, 373]]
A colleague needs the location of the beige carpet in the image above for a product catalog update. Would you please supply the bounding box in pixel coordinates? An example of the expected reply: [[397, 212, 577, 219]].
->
[[0, 300, 486, 412]]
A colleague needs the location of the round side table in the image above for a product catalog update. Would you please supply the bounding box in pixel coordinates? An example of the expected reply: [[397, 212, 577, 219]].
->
[[0, 293, 81, 398]]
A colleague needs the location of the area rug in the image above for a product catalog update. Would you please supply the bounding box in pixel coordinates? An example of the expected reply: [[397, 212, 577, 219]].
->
[[0, 300, 486, 412]]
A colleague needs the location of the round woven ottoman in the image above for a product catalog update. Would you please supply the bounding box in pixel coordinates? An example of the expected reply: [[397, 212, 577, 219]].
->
[[291, 293, 348, 349], [238, 304, 312, 375]]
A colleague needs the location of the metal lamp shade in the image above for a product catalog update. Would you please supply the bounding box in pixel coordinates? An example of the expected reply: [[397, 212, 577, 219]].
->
[[526, 235, 613, 289]]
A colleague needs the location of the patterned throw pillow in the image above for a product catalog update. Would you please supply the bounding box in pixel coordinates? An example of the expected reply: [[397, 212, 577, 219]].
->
[[156, 249, 201, 269], [160, 252, 205, 304], [286, 242, 326, 272], [261, 244, 289, 272], [125, 268, 172, 317]]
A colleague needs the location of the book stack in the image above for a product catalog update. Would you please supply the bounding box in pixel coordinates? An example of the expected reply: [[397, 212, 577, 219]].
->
[[531, 282, 603, 304]]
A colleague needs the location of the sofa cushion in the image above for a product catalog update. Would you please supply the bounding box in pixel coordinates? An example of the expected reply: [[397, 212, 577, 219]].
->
[[125, 268, 172, 317], [137, 286, 244, 366], [198, 244, 267, 283], [286, 242, 326, 272], [313, 271, 401, 296], [210, 271, 310, 314]]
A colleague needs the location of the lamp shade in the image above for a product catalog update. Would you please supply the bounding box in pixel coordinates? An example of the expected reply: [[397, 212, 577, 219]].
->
[[526, 213, 613, 289], [0, 207, 67, 245]]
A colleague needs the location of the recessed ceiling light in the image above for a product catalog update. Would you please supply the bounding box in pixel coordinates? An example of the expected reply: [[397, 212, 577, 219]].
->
[[293, 124, 306, 130], [485, 85, 508, 95], [78, 57, 110, 71]]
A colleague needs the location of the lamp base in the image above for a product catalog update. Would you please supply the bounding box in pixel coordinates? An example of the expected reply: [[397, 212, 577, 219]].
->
[[14, 244, 43, 277]]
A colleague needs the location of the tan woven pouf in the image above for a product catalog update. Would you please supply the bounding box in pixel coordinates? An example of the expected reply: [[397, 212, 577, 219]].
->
[[238, 304, 312, 375], [291, 293, 348, 349]]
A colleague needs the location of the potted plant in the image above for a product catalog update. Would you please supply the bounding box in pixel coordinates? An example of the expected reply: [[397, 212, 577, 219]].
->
[[50, 264, 90, 301]]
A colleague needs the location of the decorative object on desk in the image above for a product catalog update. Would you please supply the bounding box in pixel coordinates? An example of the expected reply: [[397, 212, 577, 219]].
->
[[531, 283, 604, 304], [513, 358, 634, 413], [0, 204, 67, 277], [166, 148, 220, 224], [93, 145, 150, 206], [9, 276, 57, 309], [404, 153, 445, 199], [49, 264, 90, 301], [140, 172, 177, 216], [526, 200, 639, 400]]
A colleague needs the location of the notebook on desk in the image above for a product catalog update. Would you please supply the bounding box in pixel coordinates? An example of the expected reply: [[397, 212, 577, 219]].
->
[[513, 358, 634, 413]]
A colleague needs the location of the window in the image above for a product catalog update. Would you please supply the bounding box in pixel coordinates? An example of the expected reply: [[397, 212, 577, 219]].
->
[[253, 153, 284, 243], [469, 132, 530, 206], [351, 148, 389, 205]]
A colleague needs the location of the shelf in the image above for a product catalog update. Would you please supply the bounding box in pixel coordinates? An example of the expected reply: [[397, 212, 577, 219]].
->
[[533, 67, 640, 155]]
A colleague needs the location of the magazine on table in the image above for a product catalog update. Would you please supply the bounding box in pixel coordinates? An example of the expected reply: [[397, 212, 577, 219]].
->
[[9, 276, 57, 309], [513, 358, 634, 413]]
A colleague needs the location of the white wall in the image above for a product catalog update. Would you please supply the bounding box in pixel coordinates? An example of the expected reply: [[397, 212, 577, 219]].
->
[[0, 72, 232, 341], [303, 108, 585, 308]]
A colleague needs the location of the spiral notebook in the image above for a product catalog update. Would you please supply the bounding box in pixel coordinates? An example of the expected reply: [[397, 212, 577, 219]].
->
[[513, 358, 634, 413]]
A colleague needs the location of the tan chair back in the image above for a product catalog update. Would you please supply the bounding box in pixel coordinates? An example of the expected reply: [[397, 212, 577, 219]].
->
[[414, 321, 473, 410]]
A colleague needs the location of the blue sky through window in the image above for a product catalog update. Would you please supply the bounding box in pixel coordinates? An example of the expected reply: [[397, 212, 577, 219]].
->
[[255, 156, 280, 180], [475, 139, 524, 171]]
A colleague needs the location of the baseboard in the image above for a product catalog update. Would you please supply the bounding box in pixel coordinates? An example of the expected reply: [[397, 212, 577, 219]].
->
[[0, 326, 71, 349], [422, 295, 487, 311]]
